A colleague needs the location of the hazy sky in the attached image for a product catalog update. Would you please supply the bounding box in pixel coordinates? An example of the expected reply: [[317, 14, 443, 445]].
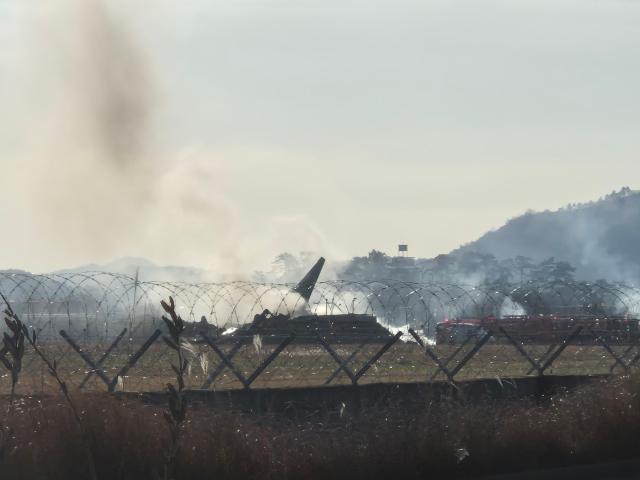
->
[[0, 0, 639, 274]]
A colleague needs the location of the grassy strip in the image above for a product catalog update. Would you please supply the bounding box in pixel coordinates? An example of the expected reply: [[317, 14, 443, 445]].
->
[[0, 343, 624, 394]]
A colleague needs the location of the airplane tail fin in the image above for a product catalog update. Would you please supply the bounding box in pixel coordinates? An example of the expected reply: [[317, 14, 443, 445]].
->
[[293, 257, 325, 302]]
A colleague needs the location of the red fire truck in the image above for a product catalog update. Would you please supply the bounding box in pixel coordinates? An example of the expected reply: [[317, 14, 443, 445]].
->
[[435, 314, 640, 345]]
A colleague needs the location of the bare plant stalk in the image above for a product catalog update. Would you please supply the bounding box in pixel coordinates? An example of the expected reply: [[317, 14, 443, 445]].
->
[[21, 319, 97, 480], [160, 296, 188, 480], [0, 293, 26, 462], [0, 295, 26, 407]]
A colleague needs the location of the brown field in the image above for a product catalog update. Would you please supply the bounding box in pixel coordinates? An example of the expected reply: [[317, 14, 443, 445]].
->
[[2, 373, 640, 479], [0, 339, 630, 395]]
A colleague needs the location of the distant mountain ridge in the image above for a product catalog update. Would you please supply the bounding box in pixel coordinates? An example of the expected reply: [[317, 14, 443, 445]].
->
[[55, 257, 211, 283], [452, 187, 640, 282]]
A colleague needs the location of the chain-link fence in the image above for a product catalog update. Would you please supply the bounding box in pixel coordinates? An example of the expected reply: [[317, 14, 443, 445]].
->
[[4, 323, 640, 395], [2, 271, 640, 394]]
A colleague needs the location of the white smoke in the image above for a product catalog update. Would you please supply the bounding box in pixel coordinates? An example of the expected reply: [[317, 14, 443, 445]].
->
[[499, 297, 527, 317]]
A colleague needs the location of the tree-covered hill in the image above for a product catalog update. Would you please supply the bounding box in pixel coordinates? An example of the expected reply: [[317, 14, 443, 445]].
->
[[453, 187, 640, 282]]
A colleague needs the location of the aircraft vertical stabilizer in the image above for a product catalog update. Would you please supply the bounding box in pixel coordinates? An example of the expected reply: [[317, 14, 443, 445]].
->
[[293, 257, 325, 302]]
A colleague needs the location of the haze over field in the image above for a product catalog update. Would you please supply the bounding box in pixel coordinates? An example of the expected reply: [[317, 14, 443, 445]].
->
[[1, 0, 639, 276]]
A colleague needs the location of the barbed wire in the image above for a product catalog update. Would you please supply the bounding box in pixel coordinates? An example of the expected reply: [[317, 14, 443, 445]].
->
[[1, 271, 640, 341], [2, 271, 640, 394]]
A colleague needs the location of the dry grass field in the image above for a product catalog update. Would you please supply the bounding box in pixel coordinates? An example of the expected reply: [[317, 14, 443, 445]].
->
[[2, 373, 640, 479], [0, 338, 630, 394]]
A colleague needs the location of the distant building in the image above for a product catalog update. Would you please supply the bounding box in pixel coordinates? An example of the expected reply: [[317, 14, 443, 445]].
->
[[388, 244, 420, 281]]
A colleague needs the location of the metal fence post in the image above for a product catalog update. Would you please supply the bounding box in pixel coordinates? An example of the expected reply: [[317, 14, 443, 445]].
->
[[539, 326, 583, 374], [408, 328, 455, 383], [78, 328, 128, 389], [316, 334, 357, 385], [108, 329, 162, 392], [200, 337, 245, 389], [498, 327, 543, 376], [59, 330, 112, 388]]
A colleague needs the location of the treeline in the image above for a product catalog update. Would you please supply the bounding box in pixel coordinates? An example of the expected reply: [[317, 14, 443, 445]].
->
[[451, 187, 640, 283], [255, 188, 640, 286], [342, 250, 577, 287], [255, 250, 581, 288]]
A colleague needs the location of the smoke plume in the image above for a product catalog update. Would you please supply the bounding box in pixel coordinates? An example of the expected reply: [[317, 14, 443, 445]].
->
[[0, 0, 339, 278], [0, 0, 238, 275], [1, 0, 151, 266]]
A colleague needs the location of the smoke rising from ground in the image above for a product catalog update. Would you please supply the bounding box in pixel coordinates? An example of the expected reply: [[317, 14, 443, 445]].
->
[[456, 189, 640, 284], [0, 0, 335, 278], [1, 0, 158, 271]]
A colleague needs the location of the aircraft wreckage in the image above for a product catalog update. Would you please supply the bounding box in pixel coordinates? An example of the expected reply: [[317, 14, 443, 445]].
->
[[184, 257, 395, 344]]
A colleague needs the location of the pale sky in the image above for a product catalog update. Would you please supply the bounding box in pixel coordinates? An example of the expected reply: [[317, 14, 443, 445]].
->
[[0, 0, 639, 274]]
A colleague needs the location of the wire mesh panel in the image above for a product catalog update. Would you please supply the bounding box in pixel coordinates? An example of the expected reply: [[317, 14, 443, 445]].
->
[[3, 273, 640, 394]]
